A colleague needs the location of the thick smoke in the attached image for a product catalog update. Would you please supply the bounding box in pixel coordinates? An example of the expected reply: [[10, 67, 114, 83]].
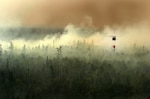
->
[[0, 0, 150, 28], [0, 23, 150, 52], [0, 0, 150, 52]]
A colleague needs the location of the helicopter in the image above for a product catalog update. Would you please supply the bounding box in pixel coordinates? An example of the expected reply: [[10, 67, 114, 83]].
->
[[105, 35, 117, 41], [105, 35, 118, 52], [112, 36, 116, 41]]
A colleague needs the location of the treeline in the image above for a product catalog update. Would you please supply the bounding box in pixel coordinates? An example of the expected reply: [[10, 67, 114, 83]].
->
[[0, 52, 150, 99]]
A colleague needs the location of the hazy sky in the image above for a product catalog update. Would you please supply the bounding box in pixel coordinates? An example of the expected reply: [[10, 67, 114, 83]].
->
[[0, 0, 150, 28]]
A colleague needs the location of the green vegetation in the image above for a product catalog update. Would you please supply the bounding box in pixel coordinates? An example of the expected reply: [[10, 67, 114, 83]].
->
[[0, 44, 150, 99]]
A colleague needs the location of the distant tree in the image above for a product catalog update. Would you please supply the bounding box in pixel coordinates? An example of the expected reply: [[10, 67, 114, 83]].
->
[[6, 58, 9, 70], [22, 44, 27, 56], [0, 44, 2, 56], [56, 46, 62, 58], [9, 41, 14, 52], [23, 44, 26, 52]]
